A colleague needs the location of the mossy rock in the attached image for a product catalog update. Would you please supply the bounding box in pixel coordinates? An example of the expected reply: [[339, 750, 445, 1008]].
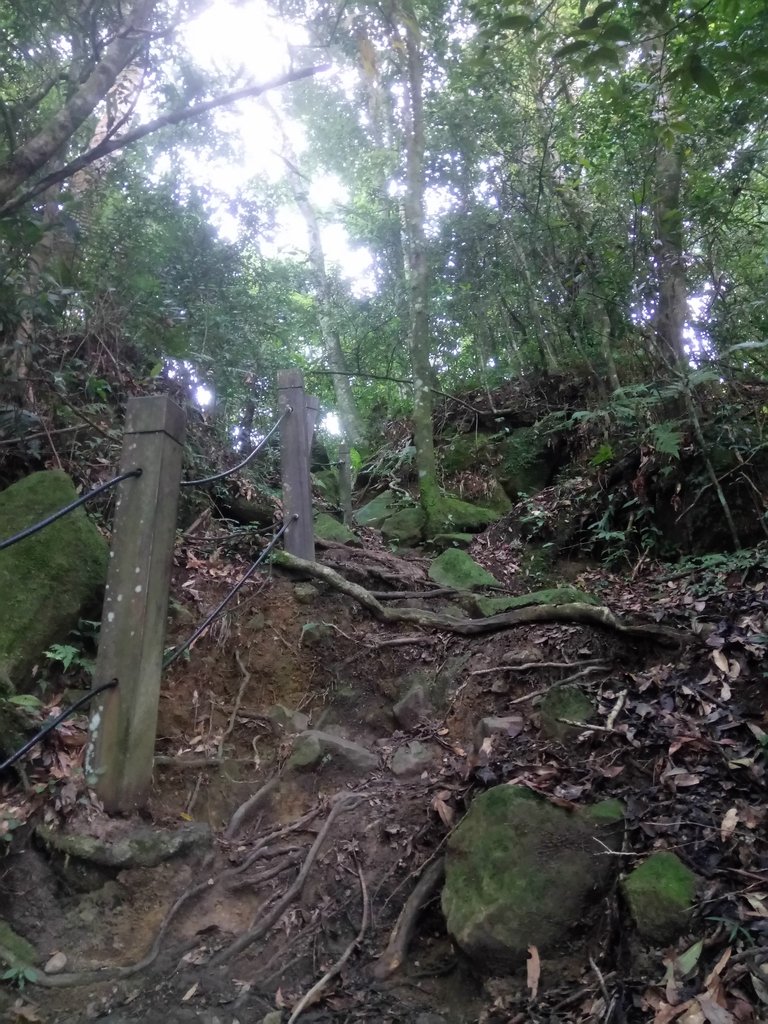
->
[[429, 549, 499, 590], [623, 852, 697, 942], [314, 512, 359, 545], [440, 433, 498, 475], [473, 587, 598, 617], [0, 471, 108, 690], [0, 918, 37, 966], [354, 490, 399, 528], [430, 494, 500, 535], [442, 786, 619, 968], [381, 506, 426, 546], [499, 427, 553, 499], [539, 684, 595, 741]]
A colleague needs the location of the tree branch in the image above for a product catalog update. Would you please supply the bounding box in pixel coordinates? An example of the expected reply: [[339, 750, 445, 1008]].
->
[[0, 64, 331, 216]]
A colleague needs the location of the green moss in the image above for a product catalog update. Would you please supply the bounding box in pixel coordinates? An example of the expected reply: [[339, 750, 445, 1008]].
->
[[586, 799, 625, 825], [623, 852, 697, 941], [539, 684, 595, 741], [0, 471, 107, 688], [429, 549, 499, 590], [312, 468, 339, 504], [440, 433, 498, 475], [354, 490, 398, 528], [499, 427, 552, 498], [473, 587, 598, 617], [430, 494, 500, 534], [381, 506, 426, 546], [0, 919, 37, 966], [442, 785, 615, 967], [430, 532, 475, 550], [314, 512, 358, 545]]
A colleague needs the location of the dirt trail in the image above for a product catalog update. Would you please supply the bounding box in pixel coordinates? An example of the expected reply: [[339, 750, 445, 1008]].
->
[[2, 538, 767, 1024]]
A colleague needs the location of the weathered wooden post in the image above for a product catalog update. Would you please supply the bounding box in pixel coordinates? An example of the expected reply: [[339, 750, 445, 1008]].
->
[[338, 440, 353, 526], [87, 395, 185, 813], [305, 394, 320, 464], [278, 370, 315, 561]]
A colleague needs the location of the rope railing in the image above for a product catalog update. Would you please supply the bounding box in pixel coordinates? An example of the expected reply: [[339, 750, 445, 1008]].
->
[[163, 514, 298, 668], [179, 408, 290, 489], [0, 468, 142, 552]]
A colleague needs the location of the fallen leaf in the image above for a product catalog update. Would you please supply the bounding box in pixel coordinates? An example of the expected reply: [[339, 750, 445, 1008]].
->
[[432, 796, 456, 828], [696, 993, 735, 1024], [182, 982, 199, 1002], [526, 945, 540, 1000], [744, 894, 768, 918], [10, 1002, 42, 1023], [712, 650, 729, 674], [720, 807, 739, 843]]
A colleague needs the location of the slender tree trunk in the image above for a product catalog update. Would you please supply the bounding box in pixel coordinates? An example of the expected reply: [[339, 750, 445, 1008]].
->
[[275, 133, 362, 442], [400, 15, 441, 532], [653, 145, 687, 368]]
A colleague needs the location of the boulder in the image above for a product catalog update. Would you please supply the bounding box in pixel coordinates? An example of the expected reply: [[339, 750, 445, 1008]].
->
[[623, 852, 697, 941], [430, 532, 475, 551], [429, 549, 499, 590], [288, 730, 378, 771], [354, 490, 398, 528], [314, 512, 359, 545], [381, 506, 426, 546], [293, 583, 319, 604], [430, 494, 500, 535], [498, 427, 554, 499], [0, 918, 37, 966], [442, 786, 621, 969], [0, 471, 108, 687]]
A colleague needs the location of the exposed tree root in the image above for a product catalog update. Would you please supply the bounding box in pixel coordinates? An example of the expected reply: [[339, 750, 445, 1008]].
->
[[287, 859, 370, 1024], [209, 793, 362, 966], [1, 806, 323, 988], [274, 552, 689, 646], [225, 772, 282, 839], [372, 856, 446, 981]]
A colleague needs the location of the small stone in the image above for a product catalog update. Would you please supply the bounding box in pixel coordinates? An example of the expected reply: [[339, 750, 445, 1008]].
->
[[267, 705, 309, 735], [300, 622, 333, 646], [391, 740, 433, 777], [249, 611, 266, 631], [288, 730, 378, 771], [293, 583, 319, 604], [44, 951, 67, 974], [262, 1013, 283, 1024], [623, 852, 697, 942], [393, 684, 433, 730], [539, 684, 595, 741], [477, 715, 523, 738]]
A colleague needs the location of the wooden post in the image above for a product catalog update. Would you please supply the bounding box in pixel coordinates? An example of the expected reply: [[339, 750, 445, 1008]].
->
[[86, 396, 186, 814], [305, 394, 320, 466], [338, 440, 353, 526], [278, 370, 315, 561]]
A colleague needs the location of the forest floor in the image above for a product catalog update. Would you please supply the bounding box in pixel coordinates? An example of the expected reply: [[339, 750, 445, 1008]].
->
[[2, 511, 768, 1024]]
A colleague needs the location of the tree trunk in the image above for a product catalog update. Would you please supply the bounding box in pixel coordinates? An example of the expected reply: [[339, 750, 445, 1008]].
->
[[653, 145, 687, 368], [400, 15, 441, 531], [276, 133, 363, 442]]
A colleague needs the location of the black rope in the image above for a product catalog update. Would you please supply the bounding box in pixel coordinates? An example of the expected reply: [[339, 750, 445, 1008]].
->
[[179, 408, 289, 489], [164, 515, 298, 668], [0, 679, 118, 773], [0, 469, 142, 552]]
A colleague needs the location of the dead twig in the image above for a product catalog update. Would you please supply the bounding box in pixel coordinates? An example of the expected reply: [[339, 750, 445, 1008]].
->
[[218, 650, 252, 760], [372, 856, 446, 981], [225, 774, 282, 839], [470, 659, 608, 677], [287, 858, 369, 1024]]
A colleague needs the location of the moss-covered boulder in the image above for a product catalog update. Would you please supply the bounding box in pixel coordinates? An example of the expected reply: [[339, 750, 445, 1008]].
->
[[0, 918, 37, 967], [429, 549, 499, 590], [623, 852, 697, 941], [442, 786, 620, 968], [539, 684, 595, 741], [354, 490, 398, 528], [473, 587, 598, 617], [430, 532, 475, 551], [313, 468, 339, 504], [0, 471, 108, 688], [430, 494, 500, 535], [381, 506, 426, 546], [499, 427, 553, 499], [440, 433, 498, 475], [314, 512, 359, 545]]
